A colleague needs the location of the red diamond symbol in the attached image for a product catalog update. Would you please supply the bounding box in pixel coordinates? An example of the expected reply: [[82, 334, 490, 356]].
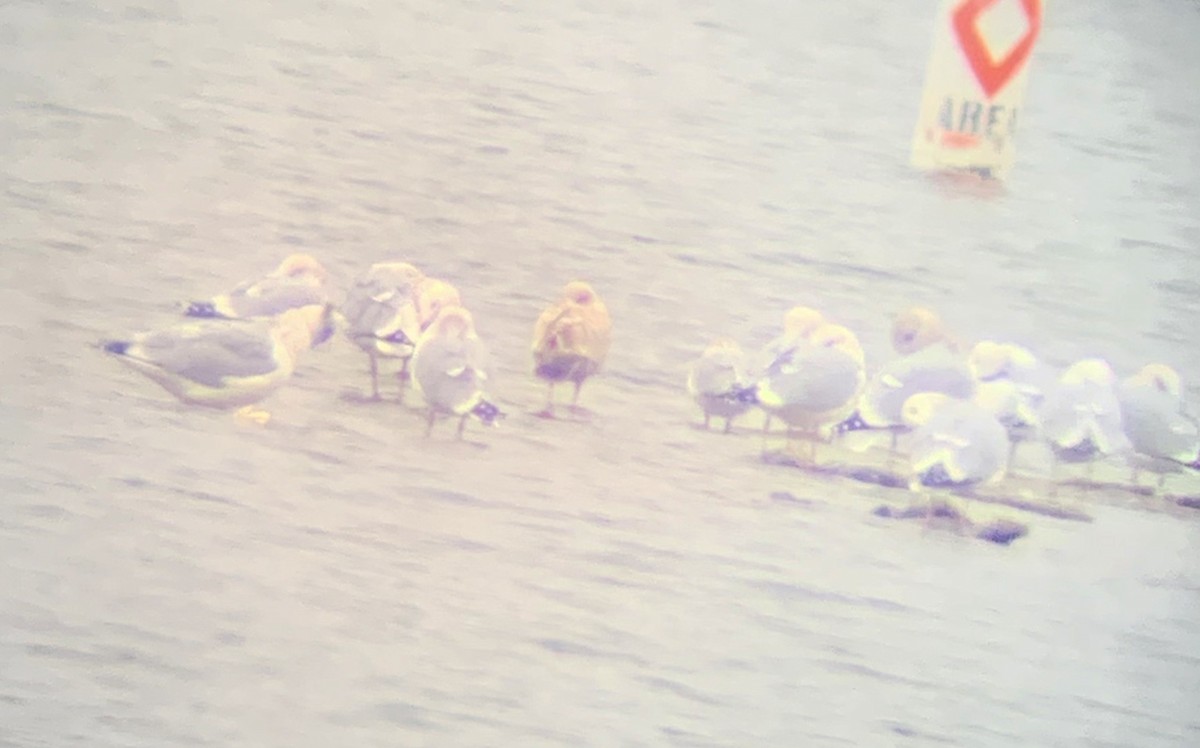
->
[[952, 0, 1042, 99]]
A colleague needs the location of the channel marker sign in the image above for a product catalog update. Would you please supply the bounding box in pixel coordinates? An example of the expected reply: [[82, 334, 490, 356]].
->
[[911, 0, 1044, 180]]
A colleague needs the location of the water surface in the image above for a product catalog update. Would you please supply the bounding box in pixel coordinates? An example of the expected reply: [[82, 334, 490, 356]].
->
[[3, 0, 1199, 745]]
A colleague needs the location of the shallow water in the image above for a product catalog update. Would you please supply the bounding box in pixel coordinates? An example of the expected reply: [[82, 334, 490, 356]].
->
[[3, 0, 1200, 745]]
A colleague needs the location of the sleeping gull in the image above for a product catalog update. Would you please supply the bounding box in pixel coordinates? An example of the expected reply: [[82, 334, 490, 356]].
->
[[531, 280, 613, 417], [969, 341, 1052, 407], [1117, 363, 1200, 492], [739, 322, 866, 463], [839, 309, 974, 446], [686, 338, 752, 433], [339, 261, 425, 400], [1039, 358, 1130, 484], [891, 306, 962, 356], [412, 305, 504, 438], [973, 379, 1040, 451], [755, 306, 827, 372], [102, 304, 334, 423], [968, 341, 1050, 468], [184, 253, 330, 320], [902, 392, 1009, 518], [753, 306, 826, 433]]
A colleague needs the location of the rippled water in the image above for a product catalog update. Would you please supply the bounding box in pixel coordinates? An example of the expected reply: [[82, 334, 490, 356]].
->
[[4, 0, 1200, 745]]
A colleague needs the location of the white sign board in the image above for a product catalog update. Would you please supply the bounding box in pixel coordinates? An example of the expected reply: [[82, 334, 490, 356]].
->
[[911, 0, 1045, 180]]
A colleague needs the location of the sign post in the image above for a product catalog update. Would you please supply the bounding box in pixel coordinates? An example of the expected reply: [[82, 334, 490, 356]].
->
[[911, 0, 1045, 180]]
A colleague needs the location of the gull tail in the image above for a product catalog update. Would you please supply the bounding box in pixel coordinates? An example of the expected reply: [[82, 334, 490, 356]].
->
[[184, 300, 227, 319], [731, 384, 759, 405], [101, 339, 131, 356], [918, 463, 958, 488], [835, 410, 871, 434], [472, 399, 506, 426], [382, 329, 414, 345]]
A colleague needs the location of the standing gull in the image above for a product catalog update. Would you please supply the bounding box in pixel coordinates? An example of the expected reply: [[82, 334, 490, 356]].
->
[[687, 338, 752, 433], [754, 306, 826, 433], [102, 304, 334, 423], [739, 322, 866, 464], [1117, 363, 1200, 492], [531, 281, 612, 417], [412, 306, 504, 438], [340, 261, 425, 400], [184, 253, 331, 319]]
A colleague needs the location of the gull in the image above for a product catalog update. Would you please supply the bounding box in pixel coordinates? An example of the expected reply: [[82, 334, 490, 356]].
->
[[687, 338, 752, 433], [1117, 363, 1200, 493], [531, 281, 612, 417], [973, 378, 1040, 445], [102, 304, 334, 423], [968, 340, 1051, 407], [839, 308, 974, 447], [411, 305, 504, 438], [339, 261, 425, 400], [891, 306, 962, 356], [738, 322, 866, 464], [902, 392, 1009, 520], [968, 341, 1050, 468], [753, 306, 826, 433], [755, 306, 827, 373], [184, 253, 330, 320], [1039, 358, 1130, 485]]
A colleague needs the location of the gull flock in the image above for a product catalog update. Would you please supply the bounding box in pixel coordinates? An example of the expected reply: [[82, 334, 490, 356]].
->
[[101, 254, 611, 434], [688, 304, 1199, 505], [102, 253, 1199, 509]]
